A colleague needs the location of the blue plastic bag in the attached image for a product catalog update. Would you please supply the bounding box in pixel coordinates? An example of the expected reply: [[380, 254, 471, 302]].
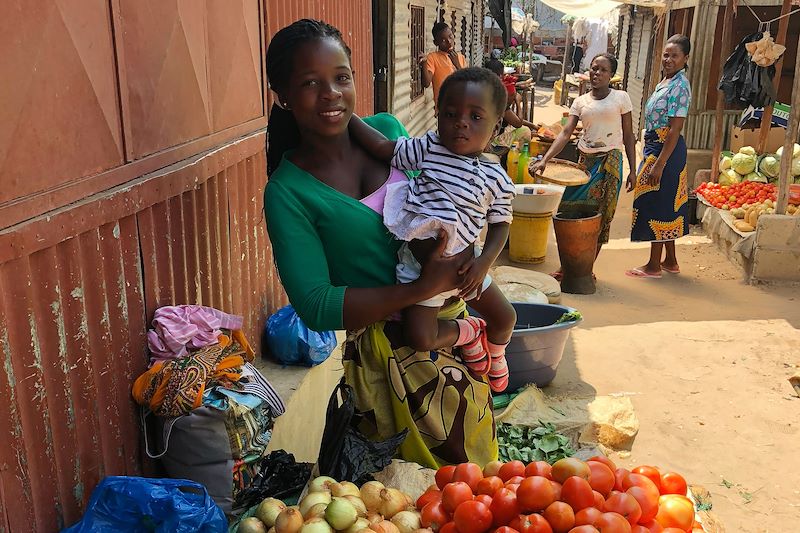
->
[[62, 476, 227, 533], [266, 305, 336, 366]]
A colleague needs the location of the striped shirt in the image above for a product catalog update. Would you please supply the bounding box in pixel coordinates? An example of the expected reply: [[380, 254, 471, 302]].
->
[[390, 132, 515, 253]]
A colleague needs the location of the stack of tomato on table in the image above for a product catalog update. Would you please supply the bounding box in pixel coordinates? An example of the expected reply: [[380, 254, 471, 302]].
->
[[695, 181, 777, 211], [416, 458, 698, 533]]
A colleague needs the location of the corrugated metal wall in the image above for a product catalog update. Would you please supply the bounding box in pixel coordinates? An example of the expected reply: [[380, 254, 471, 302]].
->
[[623, 8, 654, 136]]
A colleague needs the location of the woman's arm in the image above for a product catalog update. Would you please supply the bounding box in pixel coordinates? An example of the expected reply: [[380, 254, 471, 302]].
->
[[621, 111, 637, 192], [349, 115, 396, 162], [648, 116, 685, 184], [531, 115, 579, 173], [419, 54, 433, 89], [503, 109, 536, 130]]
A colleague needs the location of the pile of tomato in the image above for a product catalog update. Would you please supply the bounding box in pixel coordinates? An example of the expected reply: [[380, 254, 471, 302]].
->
[[695, 181, 776, 210], [416, 458, 698, 533]]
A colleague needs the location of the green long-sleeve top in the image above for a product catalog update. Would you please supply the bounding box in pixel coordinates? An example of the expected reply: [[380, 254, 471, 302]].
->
[[264, 113, 411, 331]]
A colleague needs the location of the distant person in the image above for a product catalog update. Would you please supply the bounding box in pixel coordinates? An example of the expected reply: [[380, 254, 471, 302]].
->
[[572, 41, 585, 74], [486, 58, 536, 132], [532, 53, 637, 282], [626, 35, 692, 279], [419, 22, 466, 103]]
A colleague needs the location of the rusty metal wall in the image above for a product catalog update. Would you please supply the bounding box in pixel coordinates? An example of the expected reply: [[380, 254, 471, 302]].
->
[[264, 0, 375, 115]]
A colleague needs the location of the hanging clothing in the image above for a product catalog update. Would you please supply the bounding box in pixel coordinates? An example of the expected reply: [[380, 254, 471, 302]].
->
[[580, 20, 610, 72], [147, 305, 244, 363]]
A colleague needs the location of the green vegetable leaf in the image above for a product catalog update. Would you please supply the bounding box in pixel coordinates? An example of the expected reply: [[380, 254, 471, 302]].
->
[[539, 434, 560, 453]]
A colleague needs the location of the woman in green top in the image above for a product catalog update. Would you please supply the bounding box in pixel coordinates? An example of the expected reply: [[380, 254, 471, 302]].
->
[[263, 19, 498, 467]]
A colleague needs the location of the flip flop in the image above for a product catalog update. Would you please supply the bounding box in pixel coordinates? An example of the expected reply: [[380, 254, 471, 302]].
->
[[625, 268, 662, 279], [661, 265, 681, 274]]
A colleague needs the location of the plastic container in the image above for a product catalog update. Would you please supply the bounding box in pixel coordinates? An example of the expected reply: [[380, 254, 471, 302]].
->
[[512, 184, 565, 214], [517, 143, 531, 184], [506, 142, 521, 181], [509, 212, 551, 264], [506, 303, 581, 389]]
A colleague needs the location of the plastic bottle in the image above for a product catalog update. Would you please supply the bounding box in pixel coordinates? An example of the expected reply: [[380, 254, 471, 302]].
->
[[517, 142, 531, 184], [560, 112, 569, 127], [507, 142, 521, 181]]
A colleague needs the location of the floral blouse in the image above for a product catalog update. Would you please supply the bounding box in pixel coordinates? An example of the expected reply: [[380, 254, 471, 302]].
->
[[644, 70, 691, 132]]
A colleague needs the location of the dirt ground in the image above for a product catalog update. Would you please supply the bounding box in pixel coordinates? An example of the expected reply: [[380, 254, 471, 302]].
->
[[502, 87, 800, 532]]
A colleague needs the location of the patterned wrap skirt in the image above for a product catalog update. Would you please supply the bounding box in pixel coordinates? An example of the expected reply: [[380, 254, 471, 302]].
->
[[631, 128, 689, 242]]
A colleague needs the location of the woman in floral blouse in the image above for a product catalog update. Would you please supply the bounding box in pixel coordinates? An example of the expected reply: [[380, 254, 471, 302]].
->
[[626, 35, 692, 278]]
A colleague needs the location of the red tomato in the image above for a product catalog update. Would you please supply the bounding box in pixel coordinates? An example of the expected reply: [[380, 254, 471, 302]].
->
[[437, 466, 457, 489], [660, 529, 686, 533], [483, 461, 503, 478], [551, 482, 563, 501], [587, 456, 617, 473], [418, 489, 443, 509], [517, 476, 556, 512], [489, 488, 520, 528], [622, 474, 660, 502], [495, 528, 520, 533], [440, 523, 458, 533], [638, 520, 663, 533], [592, 491, 605, 510], [454, 501, 493, 533], [544, 501, 576, 533], [631, 528, 649, 533], [517, 513, 554, 533], [654, 495, 693, 532], [525, 461, 553, 479], [443, 482, 475, 513], [498, 461, 526, 482], [561, 477, 595, 512], [453, 463, 484, 492], [626, 487, 658, 524], [603, 492, 641, 527], [613, 469, 630, 492], [567, 527, 599, 533], [552, 458, 591, 484], [505, 484, 520, 494], [574, 508, 602, 527], [630, 467, 661, 493], [477, 476, 504, 496], [587, 462, 615, 497], [422, 501, 451, 531], [475, 494, 493, 508], [658, 473, 687, 496], [594, 513, 632, 533]]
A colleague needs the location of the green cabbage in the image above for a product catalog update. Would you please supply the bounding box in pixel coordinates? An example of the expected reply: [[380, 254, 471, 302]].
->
[[759, 155, 780, 178], [718, 169, 741, 186], [731, 152, 757, 175], [793, 157, 800, 176], [776, 143, 800, 159], [720, 155, 732, 171], [743, 172, 766, 183], [738, 146, 757, 156]]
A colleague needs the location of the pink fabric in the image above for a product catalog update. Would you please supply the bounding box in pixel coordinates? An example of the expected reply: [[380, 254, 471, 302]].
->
[[147, 305, 244, 364], [360, 167, 407, 214]]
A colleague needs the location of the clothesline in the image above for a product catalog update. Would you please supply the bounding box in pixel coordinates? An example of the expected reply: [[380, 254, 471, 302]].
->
[[739, 0, 800, 32]]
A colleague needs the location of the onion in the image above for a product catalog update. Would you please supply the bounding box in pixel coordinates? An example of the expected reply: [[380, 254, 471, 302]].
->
[[360, 481, 385, 512], [257, 498, 288, 527], [390, 511, 421, 533], [299, 491, 332, 516], [325, 497, 359, 530], [377, 488, 407, 519], [356, 529, 374, 533], [303, 503, 329, 521], [239, 517, 268, 533], [412, 530, 434, 533], [300, 517, 334, 533], [370, 520, 401, 533], [331, 481, 362, 498], [343, 517, 371, 533], [269, 528, 276, 533], [275, 508, 304, 533], [309, 476, 337, 494], [366, 512, 383, 525], [343, 495, 368, 517]]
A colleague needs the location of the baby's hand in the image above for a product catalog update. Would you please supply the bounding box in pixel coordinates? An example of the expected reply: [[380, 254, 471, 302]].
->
[[458, 256, 491, 300]]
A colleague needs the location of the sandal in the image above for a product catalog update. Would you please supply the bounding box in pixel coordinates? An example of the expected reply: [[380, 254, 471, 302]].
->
[[625, 267, 662, 279]]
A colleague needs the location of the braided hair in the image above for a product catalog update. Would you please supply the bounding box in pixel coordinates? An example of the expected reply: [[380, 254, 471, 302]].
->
[[591, 52, 619, 75], [265, 19, 352, 175], [437, 67, 508, 119]]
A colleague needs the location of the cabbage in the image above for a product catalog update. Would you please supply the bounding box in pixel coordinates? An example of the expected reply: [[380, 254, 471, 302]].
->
[[776, 143, 800, 159], [738, 146, 757, 156], [718, 169, 741, 186], [731, 152, 757, 174], [720, 155, 732, 171], [743, 172, 766, 183], [759, 155, 780, 178], [793, 157, 800, 176]]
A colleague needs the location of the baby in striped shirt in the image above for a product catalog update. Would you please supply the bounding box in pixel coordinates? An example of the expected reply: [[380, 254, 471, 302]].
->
[[351, 67, 517, 392]]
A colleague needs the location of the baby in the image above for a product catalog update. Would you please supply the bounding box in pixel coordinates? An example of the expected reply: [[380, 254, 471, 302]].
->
[[351, 67, 517, 392]]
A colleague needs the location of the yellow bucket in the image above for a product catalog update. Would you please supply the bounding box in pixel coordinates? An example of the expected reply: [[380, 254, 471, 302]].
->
[[509, 211, 552, 264]]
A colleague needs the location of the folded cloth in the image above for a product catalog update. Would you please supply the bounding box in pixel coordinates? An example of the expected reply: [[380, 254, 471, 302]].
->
[[147, 305, 244, 364], [239, 363, 286, 417]]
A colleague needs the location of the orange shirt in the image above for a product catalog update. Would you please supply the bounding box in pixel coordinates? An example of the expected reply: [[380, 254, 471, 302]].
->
[[425, 50, 467, 103]]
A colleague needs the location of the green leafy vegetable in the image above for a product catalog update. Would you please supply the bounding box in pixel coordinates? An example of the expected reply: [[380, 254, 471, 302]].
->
[[497, 422, 574, 464], [555, 311, 582, 324]]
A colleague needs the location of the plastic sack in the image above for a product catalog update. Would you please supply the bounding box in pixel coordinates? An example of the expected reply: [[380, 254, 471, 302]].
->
[[62, 476, 227, 533], [718, 33, 776, 109], [265, 305, 336, 366], [317, 378, 408, 486]]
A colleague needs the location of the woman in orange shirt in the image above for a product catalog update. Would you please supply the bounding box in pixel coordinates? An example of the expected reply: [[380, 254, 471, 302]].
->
[[419, 22, 466, 103]]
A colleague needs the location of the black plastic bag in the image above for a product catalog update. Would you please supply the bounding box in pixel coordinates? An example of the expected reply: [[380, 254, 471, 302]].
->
[[317, 378, 408, 485], [718, 33, 776, 109], [232, 450, 312, 511]]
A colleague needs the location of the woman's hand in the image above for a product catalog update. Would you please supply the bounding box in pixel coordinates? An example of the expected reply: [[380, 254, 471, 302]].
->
[[417, 231, 468, 296], [457, 256, 491, 300], [647, 162, 664, 186], [531, 158, 547, 176], [625, 171, 636, 192]]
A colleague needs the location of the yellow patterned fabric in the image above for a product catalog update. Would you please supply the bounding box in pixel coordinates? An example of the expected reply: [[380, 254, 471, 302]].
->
[[674, 168, 688, 212], [648, 217, 687, 241], [342, 301, 498, 468]]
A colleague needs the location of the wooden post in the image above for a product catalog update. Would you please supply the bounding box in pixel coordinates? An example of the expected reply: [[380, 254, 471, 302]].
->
[[756, 0, 792, 153], [710, 0, 736, 182], [775, 30, 800, 215], [559, 22, 573, 106]]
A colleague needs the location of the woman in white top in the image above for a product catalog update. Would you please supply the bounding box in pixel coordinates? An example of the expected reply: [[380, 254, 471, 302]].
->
[[532, 53, 637, 281]]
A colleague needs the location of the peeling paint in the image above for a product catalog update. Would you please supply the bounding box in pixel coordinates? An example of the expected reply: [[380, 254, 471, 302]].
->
[[70, 287, 83, 299], [1, 325, 16, 391], [112, 223, 120, 239], [117, 273, 129, 322]]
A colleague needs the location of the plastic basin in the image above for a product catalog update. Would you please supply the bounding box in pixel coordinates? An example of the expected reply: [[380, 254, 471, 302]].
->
[[473, 302, 581, 390], [512, 184, 565, 214]]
